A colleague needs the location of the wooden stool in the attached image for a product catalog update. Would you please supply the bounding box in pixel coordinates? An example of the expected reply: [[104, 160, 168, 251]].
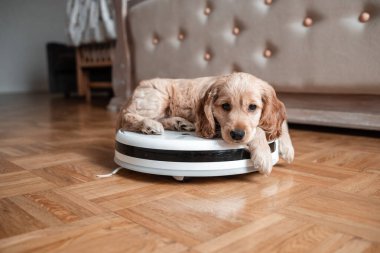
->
[[75, 43, 114, 102]]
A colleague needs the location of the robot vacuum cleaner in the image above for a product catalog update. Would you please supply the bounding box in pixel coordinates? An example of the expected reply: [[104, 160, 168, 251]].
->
[[113, 130, 279, 181]]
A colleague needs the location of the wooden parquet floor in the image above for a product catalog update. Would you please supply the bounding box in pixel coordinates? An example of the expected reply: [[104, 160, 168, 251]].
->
[[0, 94, 379, 253]]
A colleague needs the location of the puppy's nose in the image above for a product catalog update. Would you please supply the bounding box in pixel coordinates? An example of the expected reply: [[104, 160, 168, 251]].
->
[[230, 129, 245, 140]]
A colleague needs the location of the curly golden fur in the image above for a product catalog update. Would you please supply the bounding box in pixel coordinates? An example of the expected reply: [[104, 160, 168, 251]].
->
[[117, 72, 294, 174]]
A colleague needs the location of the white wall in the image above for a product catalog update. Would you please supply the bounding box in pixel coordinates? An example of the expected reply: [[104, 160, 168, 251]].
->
[[0, 0, 67, 93]]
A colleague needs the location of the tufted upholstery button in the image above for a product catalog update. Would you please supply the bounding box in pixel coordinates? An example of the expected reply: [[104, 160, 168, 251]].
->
[[178, 33, 185, 41], [232, 63, 242, 72], [303, 17, 313, 27], [204, 52, 212, 61], [152, 36, 159, 45], [359, 12, 370, 23], [264, 0, 272, 5], [204, 6, 211, 15], [232, 26, 240, 35], [263, 49, 272, 58]]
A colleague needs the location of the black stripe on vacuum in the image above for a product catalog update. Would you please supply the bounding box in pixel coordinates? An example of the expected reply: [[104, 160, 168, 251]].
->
[[115, 141, 276, 163]]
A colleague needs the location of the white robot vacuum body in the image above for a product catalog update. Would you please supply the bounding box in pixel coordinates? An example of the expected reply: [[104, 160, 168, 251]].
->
[[114, 130, 279, 179]]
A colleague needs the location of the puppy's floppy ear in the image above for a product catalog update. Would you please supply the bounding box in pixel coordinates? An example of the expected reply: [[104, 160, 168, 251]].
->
[[195, 81, 222, 138], [259, 82, 286, 141]]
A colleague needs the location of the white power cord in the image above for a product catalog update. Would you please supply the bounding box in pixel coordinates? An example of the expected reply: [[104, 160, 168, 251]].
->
[[96, 167, 125, 178]]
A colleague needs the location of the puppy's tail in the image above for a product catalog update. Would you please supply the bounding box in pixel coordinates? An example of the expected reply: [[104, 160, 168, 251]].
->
[[115, 109, 124, 133], [115, 97, 133, 133]]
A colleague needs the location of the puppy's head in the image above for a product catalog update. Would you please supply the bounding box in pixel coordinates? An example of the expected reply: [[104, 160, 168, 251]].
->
[[195, 72, 286, 143]]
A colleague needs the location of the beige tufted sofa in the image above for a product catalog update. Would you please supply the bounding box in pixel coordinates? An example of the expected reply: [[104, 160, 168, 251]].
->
[[111, 0, 380, 131]]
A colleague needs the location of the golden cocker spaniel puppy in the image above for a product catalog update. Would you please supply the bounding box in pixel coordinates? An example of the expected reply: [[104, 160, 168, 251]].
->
[[117, 72, 294, 175]]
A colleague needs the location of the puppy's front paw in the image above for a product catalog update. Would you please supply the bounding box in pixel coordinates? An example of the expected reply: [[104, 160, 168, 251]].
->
[[175, 118, 195, 131], [141, 119, 164, 135], [251, 148, 273, 175]]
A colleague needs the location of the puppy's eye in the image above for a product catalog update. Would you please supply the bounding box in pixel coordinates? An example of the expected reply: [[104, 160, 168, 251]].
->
[[248, 104, 257, 111], [222, 103, 231, 111]]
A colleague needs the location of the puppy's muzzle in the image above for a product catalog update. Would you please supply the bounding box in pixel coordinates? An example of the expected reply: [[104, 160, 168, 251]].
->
[[230, 129, 245, 141]]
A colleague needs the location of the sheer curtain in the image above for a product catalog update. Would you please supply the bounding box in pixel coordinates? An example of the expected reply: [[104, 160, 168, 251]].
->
[[66, 0, 116, 46]]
